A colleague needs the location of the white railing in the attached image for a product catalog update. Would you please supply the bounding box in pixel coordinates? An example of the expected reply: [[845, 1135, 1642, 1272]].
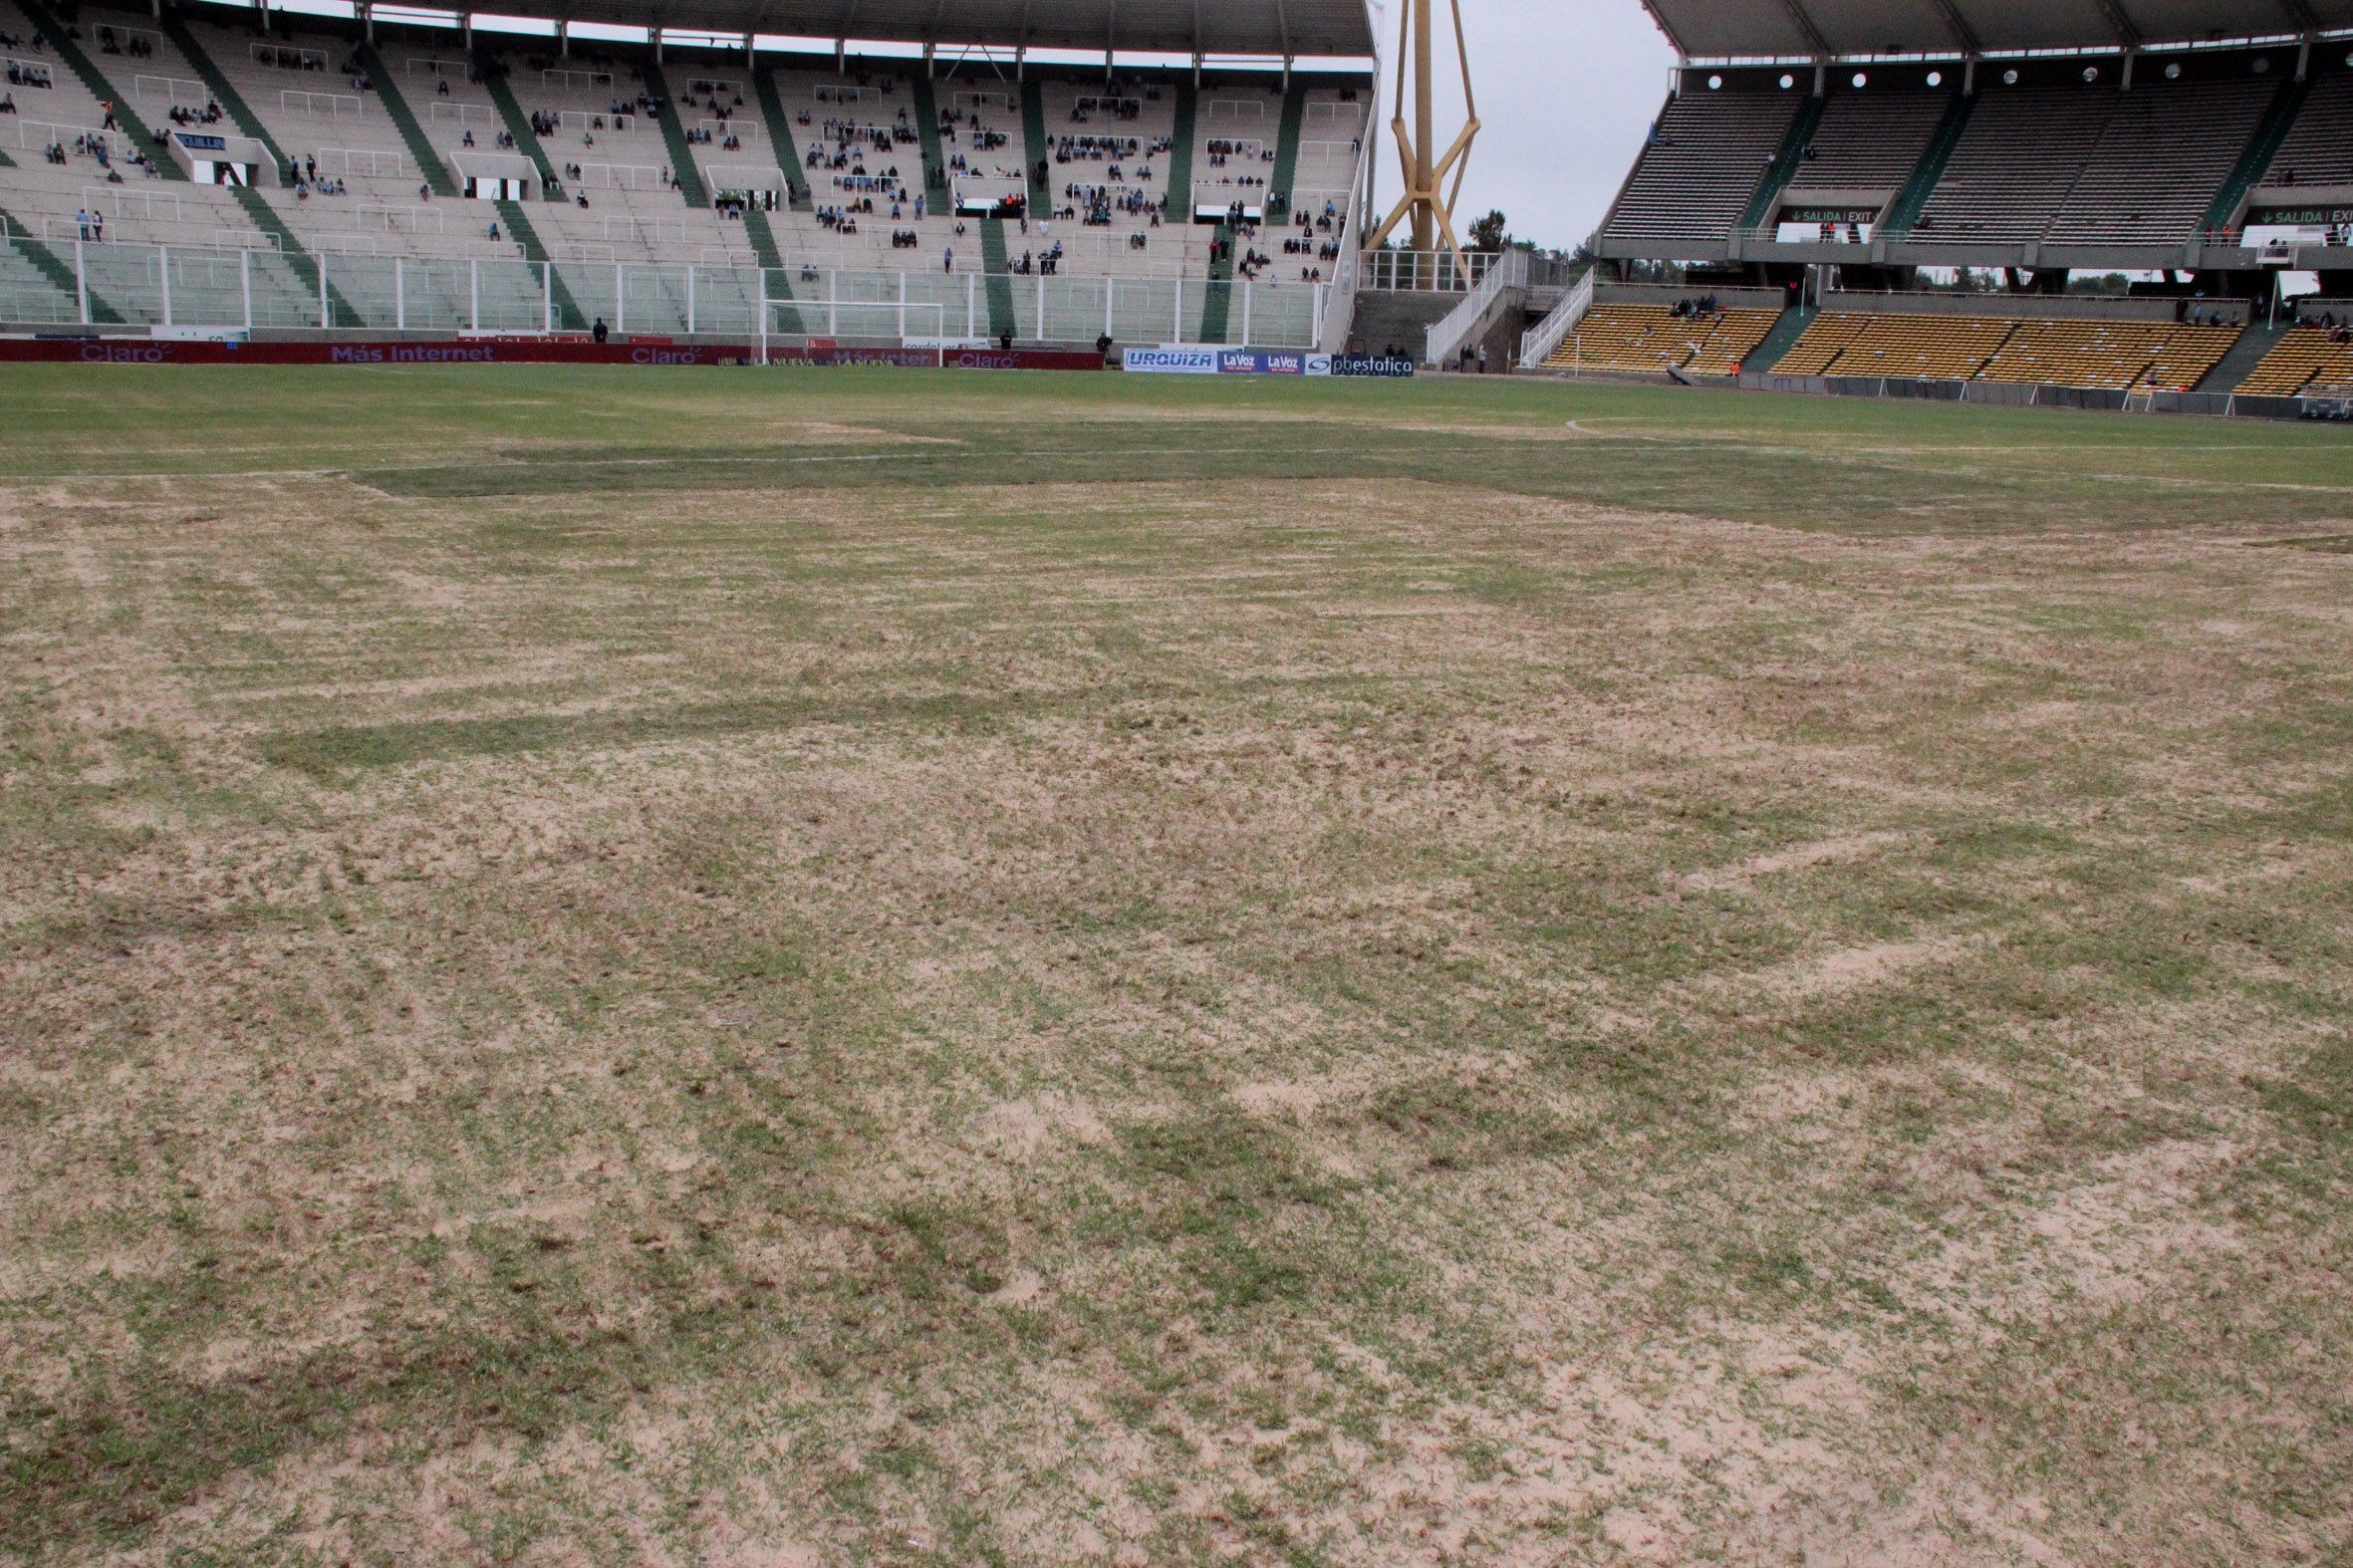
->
[[1203, 100, 1266, 123], [5, 118, 107, 153], [4, 236, 1335, 348], [213, 227, 279, 250], [951, 91, 1015, 114], [697, 119, 755, 142], [1314, 122, 1375, 355], [1519, 267, 1595, 369], [88, 186, 181, 220], [316, 145, 404, 177], [131, 74, 205, 103], [575, 161, 660, 190], [540, 68, 613, 90], [428, 101, 494, 127], [1426, 247, 1528, 368], [252, 43, 329, 72], [282, 90, 362, 119], [406, 58, 470, 82], [1361, 248, 1495, 292]]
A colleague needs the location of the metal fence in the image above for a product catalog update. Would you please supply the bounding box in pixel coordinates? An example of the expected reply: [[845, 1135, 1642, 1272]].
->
[[0, 234, 1331, 347]]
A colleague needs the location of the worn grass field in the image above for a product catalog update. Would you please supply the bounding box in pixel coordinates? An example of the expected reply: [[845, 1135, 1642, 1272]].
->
[[2, 365, 2350, 1565]]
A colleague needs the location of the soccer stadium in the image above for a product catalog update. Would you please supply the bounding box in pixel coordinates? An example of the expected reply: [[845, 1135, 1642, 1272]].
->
[[1, 0, 2350, 1559]]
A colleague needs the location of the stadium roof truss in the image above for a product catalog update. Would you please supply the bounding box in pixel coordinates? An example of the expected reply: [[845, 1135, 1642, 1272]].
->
[[1639, 0, 2353, 63], [353, 0, 1381, 61]]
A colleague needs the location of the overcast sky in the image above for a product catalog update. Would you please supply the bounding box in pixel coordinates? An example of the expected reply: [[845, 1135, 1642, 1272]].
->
[[1360, 0, 1677, 254]]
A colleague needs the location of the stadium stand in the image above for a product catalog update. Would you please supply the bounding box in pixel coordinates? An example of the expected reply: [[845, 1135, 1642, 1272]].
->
[[2262, 72, 2353, 189], [2235, 324, 2353, 395], [1539, 302, 1779, 374], [0, 0, 1374, 345], [1602, 88, 1797, 246], [1765, 311, 2243, 390], [1787, 87, 1948, 204], [1914, 79, 2271, 247]]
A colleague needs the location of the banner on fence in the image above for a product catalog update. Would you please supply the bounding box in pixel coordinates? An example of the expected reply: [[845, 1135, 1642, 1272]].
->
[[1124, 346, 1220, 375], [0, 337, 1104, 371]]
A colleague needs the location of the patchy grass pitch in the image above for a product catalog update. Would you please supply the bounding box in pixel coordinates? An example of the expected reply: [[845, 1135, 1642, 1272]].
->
[[2, 366, 2350, 1565]]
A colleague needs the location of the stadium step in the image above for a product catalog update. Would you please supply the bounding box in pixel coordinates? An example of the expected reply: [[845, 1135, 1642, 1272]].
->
[[1198, 220, 1236, 343], [1881, 90, 1972, 237], [636, 58, 710, 208], [475, 52, 562, 191], [358, 41, 459, 196], [0, 205, 123, 322], [1737, 93, 1827, 231], [14, 0, 184, 181], [2205, 76, 2310, 232], [2204, 318, 2289, 393], [741, 205, 784, 270], [230, 185, 362, 326], [1743, 304, 1816, 374], [492, 200, 589, 331], [1168, 84, 1198, 225], [1020, 78, 1050, 212], [1267, 83, 1308, 221], [908, 73, 950, 206], [978, 217, 1015, 341], [751, 70, 814, 210], [160, 14, 292, 183]]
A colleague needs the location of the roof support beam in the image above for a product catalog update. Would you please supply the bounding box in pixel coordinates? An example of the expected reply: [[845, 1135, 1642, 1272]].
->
[[2091, 0, 2142, 49], [1927, 0, 1978, 55], [1778, 0, 1830, 59]]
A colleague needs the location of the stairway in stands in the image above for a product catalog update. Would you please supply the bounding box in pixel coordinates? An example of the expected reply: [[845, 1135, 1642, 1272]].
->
[[637, 58, 709, 207], [1198, 220, 1235, 343], [751, 70, 813, 209], [2203, 318, 2290, 392], [1738, 94, 1828, 231], [160, 14, 291, 180], [358, 41, 458, 195], [1266, 84, 1307, 219], [0, 207, 122, 321], [908, 73, 950, 209], [978, 217, 1016, 341], [1020, 78, 1050, 212], [1742, 304, 1816, 373], [466, 51, 586, 328], [1166, 85, 1198, 224], [1881, 93, 1972, 237], [2205, 77, 2310, 232]]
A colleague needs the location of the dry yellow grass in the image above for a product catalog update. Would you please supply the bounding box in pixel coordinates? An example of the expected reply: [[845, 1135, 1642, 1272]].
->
[[1, 367, 2349, 1565]]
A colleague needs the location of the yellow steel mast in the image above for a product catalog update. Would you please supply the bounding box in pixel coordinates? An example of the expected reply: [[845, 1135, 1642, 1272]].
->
[[1362, 0, 1479, 284]]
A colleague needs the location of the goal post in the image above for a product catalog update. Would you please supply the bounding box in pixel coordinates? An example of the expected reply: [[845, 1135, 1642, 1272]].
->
[[755, 298, 955, 366]]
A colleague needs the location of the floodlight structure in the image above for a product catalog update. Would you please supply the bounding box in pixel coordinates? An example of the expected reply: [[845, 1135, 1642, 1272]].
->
[[1361, 0, 1479, 286]]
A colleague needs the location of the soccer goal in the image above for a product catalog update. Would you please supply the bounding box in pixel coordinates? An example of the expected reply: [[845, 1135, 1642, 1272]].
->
[[755, 298, 956, 366]]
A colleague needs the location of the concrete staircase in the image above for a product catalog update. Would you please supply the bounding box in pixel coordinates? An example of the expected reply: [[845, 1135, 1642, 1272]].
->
[[1267, 84, 1307, 219], [1882, 93, 1972, 237], [2203, 318, 2288, 392], [358, 41, 458, 195], [0, 208, 120, 321], [1346, 288, 1457, 358], [1020, 78, 1050, 212], [751, 69, 813, 209], [160, 14, 290, 183], [979, 216, 1015, 340], [637, 58, 709, 207]]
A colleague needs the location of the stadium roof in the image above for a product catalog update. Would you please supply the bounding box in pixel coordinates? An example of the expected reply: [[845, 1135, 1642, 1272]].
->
[[494, 0, 1378, 57], [1640, 0, 2353, 60]]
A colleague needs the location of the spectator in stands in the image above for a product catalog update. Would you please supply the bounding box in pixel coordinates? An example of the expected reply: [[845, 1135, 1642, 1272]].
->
[[0, 93, 13, 115], [594, 317, 609, 344], [75, 207, 92, 242]]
